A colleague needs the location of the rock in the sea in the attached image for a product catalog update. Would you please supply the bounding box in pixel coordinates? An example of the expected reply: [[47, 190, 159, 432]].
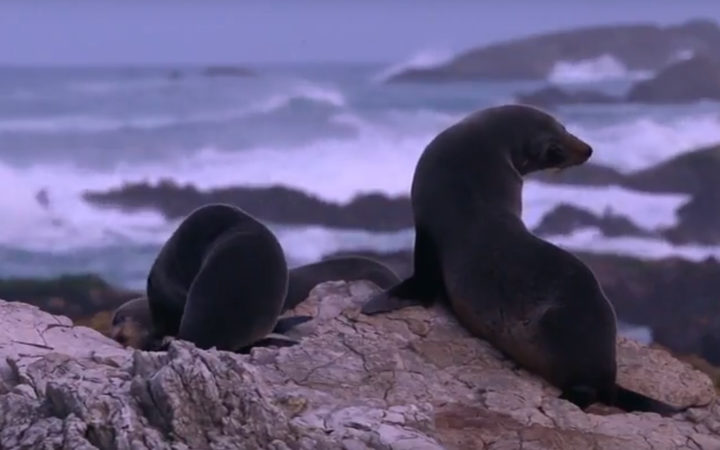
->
[[0, 282, 718, 449], [83, 179, 413, 232], [533, 203, 654, 238], [527, 163, 627, 186], [663, 189, 720, 245], [0, 274, 138, 323], [515, 86, 619, 107], [626, 55, 720, 103], [388, 19, 720, 82], [624, 144, 720, 194]]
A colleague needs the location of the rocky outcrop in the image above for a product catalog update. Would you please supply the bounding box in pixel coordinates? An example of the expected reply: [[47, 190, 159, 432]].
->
[[623, 144, 720, 194], [627, 55, 720, 103], [533, 204, 653, 238], [516, 86, 620, 107], [1, 282, 718, 449], [324, 249, 720, 367], [82, 144, 720, 244], [83, 179, 413, 232], [388, 19, 720, 82], [663, 189, 720, 245], [0, 274, 138, 324], [528, 163, 627, 186]]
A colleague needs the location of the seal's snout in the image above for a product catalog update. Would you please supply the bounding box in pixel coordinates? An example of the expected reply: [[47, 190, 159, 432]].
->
[[112, 329, 127, 345], [563, 133, 593, 166]]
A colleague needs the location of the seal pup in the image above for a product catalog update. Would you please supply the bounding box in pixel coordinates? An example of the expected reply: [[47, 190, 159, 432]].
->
[[146, 203, 305, 352], [110, 295, 308, 350], [362, 104, 682, 416], [111, 255, 398, 349], [110, 296, 156, 350], [283, 256, 401, 311]]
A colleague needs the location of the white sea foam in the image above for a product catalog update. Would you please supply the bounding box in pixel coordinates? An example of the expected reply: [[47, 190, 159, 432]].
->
[[546, 228, 720, 261], [522, 181, 689, 231], [548, 55, 653, 84], [567, 113, 720, 172], [374, 48, 453, 83]]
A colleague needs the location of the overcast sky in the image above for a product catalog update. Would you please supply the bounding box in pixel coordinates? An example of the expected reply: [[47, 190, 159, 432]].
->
[[1, 1, 719, 66]]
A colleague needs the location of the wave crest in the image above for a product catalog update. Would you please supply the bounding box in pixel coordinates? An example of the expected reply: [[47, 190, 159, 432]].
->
[[0, 81, 347, 135], [374, 48, 452, 82], [548, 55, 653, 84]]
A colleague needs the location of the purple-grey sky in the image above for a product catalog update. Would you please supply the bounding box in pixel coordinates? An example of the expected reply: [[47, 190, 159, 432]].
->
[[1, 0, 720, 65]]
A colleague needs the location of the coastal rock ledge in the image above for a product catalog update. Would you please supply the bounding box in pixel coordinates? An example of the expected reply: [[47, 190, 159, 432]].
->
[[0, 281, 718, 450]]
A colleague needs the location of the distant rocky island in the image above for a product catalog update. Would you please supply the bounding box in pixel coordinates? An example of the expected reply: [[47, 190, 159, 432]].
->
[[517, 55, 720, 106], [387, 19, 720, 83]]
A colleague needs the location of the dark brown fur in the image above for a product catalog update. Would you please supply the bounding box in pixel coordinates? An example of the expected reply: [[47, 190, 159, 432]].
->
[[362, 104, 682, 416]]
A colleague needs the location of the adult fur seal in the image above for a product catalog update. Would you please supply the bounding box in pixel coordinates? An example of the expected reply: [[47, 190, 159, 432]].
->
[[362, 104, 682, 416], [283, 256, 400, 310], [111, 255, 398, 349], [146, 203, 305, 352]]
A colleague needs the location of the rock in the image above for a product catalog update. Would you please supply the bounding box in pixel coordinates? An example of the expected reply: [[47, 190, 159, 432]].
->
[[516, 86, 620, 107], [663, 190, 720, 245], [0, 274, 138, 324], [533, 203, 654, 238], [1, 282, 718, 449], [202, 66, 256, 77], [530, 145, 720, 245], [624, 144, 720, 195], [626, 55, 720, 103], [325, 250, 720, 367], [388, 19, 720, 82], [621, 144, 720, 244], [83, 179, 413, 232], [527, 163, 627, 186]]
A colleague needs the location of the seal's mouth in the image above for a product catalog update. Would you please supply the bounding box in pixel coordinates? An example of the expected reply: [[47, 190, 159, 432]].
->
[[559, 133, 593, 168]]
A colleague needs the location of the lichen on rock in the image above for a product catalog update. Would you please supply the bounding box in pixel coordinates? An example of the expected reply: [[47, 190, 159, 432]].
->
[[0, 281, 718, 449]]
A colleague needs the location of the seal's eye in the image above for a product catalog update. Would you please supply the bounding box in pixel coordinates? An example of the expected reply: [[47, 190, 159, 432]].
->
[[544, 144, 565, 166]]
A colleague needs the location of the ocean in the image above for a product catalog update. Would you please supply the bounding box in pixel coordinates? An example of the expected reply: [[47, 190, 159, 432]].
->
[[1, 57, 720, 304]]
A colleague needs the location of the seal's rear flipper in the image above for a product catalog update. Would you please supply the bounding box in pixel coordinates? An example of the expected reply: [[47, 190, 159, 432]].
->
[[613, 385, 684, 417], [237, 334, 301, 354], [273, 315, 313, 334]]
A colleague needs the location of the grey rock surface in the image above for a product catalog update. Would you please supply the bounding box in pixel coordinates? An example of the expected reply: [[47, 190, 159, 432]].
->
[[0, 281, 718, 449]]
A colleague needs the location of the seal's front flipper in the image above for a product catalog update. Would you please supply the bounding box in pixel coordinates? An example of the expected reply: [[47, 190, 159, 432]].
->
[[273, 315, 313, 334], [613, 385, 684, 417], [559, 385, 597, 410], [361, 279, 429, 315]]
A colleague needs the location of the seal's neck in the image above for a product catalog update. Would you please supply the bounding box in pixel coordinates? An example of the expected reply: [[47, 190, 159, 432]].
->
[[458, 149, 524, 221]]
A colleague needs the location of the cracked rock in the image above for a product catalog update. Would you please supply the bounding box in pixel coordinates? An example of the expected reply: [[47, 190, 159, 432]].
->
[[0, 281, 718, 449]]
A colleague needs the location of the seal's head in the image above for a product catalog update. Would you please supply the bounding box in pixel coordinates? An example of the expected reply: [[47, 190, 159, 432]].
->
[[470, 104, 593, 175], [110, 297, 153, 350]]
